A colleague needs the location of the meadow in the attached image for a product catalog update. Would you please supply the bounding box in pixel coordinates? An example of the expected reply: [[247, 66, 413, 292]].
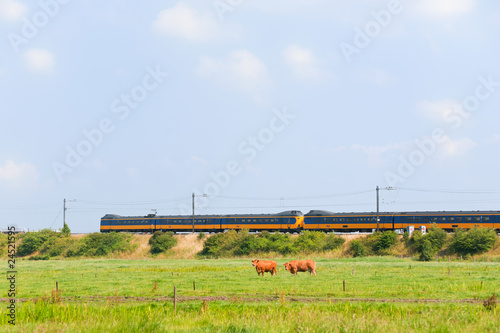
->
[[1, 257, 499, 332]]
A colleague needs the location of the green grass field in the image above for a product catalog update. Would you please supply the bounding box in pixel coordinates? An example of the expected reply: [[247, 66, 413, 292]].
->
[[1, 257, 499, 332]]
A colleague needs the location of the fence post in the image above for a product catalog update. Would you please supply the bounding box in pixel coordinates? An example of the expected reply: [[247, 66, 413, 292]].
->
[[193, 281, 196, 291], [343, 280, 345, 292], [174, 286, 177, 312], [56, 281, 58, 291]]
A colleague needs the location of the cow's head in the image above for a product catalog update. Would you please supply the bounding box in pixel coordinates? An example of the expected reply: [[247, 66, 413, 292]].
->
[[252, 259, 259, 267], [283, 262, 290, 271]]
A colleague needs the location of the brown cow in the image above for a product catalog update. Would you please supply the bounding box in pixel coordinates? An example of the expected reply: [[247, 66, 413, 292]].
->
[[252, 259, 277, 276], [283, 259, 316, 276]]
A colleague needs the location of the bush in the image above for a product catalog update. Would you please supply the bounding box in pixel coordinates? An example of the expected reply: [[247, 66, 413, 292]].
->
[[294, 231, 327, 253], [18, 229, 58, 256], [406, 226, 449, 261], [324, 233, 345, 251], [61, 223, 71, 237], [449, 227, 497, 255], [0, 234, 7, 257], [375, 231, 398, 252], [149, 231, 177, 254], [350, 240, 366, 257], [76, 232, 135, 257], [200, 230, 343, 257], [425, 225, 448, 252], [28, 254, 50, 261], [418, 239, 434, 261]]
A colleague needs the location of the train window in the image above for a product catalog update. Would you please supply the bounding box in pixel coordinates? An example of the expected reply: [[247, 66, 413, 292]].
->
[[339, 218, 344, 222], [422, 217, 429, 223], [439, 217, 446, 223], [253, 219, 257, 223], [484, 217, 490, 222], [265, 219, 269, 223], [449, 217, 455, 222], [465, 217, 472, 222], [414, 217, 421, 223], [456, 217, 463, 223], [474, 217, 481, 223], [431, 217, 438, 223]]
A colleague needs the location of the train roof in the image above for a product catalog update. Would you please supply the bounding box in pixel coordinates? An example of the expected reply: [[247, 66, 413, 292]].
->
[[305, 210, 500, 216], [101, 210, 303, 219]]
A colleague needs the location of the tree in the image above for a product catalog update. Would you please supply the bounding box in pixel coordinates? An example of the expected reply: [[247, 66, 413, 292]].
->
[[61, 223, 71, 237]]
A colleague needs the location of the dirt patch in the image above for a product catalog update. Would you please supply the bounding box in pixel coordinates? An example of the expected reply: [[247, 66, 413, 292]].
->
[[1, 296, 484, 304]]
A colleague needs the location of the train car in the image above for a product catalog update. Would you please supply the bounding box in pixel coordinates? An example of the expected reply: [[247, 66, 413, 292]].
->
[[392, 211, 499, 231], [100, 214, 156, 233], [100, 210, 304, 233], [155, 214, 222, 233], [221, 210, 303, 232], [304, 210, 500, 232], [303, 210, 394, 232]]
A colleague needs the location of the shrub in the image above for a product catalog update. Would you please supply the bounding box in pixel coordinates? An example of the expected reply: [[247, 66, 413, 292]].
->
[[324, 233, 345, 251], [0, 233, 7, 257], [77, 232, 135, 257], [28, 254, 50, 261], [294, 231, 327, 253], [200, 230, 343, 257], [18, 229, 58, 256], [61, 223, 71, 237], [197, 232, 206, 240], [200, 230, 239, 257], [406, 226, 449, 261], [374, 231, 398, 252], [149, 231, 178, 254], [350, 240, 366, 257], [425, 225, 448, 252], [418, 239, 434, 261], [449, 227, 497, 255]]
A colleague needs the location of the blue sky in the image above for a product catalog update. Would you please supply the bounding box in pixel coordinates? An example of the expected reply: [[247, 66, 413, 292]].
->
[[1, 0, 500, 233]]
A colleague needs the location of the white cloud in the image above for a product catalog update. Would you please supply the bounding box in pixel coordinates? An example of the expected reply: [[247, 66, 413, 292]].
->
[[351, 143, 404, 167], [0, 160, 39, 188], [282, 44, 324, 81], [0, 0, 27, 21], [413, 0, 476, 18], [197, 50, 272, 101], [439, 136, 477, 157], [485, 134, 500, 145], [23, 49, 55, 73], [329, 142, 404, 167], [152, 2, 238, 42], [417, 100, 461, 123]]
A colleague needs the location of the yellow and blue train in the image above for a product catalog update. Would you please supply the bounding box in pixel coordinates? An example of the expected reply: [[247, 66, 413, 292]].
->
[[100, 210, 304, 233], [100, 209, 500, 233]]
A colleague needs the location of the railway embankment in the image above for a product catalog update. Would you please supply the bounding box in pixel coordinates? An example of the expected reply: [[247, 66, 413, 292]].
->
[[2, 228, 499, 261]]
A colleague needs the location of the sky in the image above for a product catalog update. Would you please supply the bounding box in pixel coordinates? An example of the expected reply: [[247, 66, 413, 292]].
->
[[1, 0, 500, 233]]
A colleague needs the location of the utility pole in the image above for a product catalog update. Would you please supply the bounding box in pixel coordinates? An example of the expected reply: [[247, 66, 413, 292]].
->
[[376, 186, 395, 232], [192, 193, 209, 234], [63, 198, 66, 229], [376, 186, 380, 232], [63, 199, 76, 229]]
